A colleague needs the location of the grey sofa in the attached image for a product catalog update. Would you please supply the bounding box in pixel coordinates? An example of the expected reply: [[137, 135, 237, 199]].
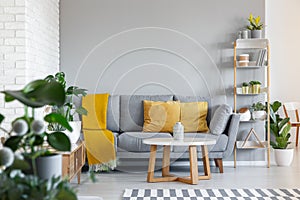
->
[[103, 94, 240, 173]]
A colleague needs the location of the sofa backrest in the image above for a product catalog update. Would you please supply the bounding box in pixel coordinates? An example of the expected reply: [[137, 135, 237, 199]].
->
[[119, 95, 174, 132], [107, 95, 120, 132]]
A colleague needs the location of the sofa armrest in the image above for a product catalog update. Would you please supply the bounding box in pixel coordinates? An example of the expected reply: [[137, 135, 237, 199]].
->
[[222, 113, 240, 158]]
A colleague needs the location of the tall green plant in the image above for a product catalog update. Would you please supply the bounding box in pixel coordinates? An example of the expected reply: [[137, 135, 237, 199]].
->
[[269, 101, 291, 149], [45, 72, 88, 131], [0, 79, 77, 199]]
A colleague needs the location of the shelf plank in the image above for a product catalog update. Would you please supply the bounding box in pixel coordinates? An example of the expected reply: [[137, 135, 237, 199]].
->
[[236, 141, 268, 149], [235, 39, 269, 49], [237, 66, 266, 69], [240, 120, 265, 123]]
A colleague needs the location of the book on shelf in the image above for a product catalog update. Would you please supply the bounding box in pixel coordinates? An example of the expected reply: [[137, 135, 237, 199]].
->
[[256, 49, 266, 66]]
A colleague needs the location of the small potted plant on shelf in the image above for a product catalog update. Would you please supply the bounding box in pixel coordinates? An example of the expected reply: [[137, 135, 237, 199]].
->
[[269, 101, 294, 166], [251, 102, 266, 120], [242, 82, 250, 94], [247, 13, 264, 38], [45, 72, 88, 144], [249, 80, 261, 94], [0, 79, 78, 199]]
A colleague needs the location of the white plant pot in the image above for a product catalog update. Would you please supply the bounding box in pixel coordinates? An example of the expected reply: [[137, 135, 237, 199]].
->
[[240, 110, 251, 121], [65, 121, 81, 144], [274, 148, 294, 166], [252, 111, 267, 120], [36, 154, 62, 179]]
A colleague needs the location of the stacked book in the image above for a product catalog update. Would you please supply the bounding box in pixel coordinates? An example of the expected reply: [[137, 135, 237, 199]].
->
[[256, 49, 267, 66]]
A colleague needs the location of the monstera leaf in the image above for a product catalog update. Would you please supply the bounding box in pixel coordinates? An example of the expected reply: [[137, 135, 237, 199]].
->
[[2, 80, 65, 108]]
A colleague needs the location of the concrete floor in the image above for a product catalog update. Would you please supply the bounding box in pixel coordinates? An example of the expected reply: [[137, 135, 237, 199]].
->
[[73, 149, 300, 200]]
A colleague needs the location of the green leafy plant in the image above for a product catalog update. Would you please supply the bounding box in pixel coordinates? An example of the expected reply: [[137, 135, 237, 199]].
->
[[249, 80, 261, 85], [45, 72, 87, 131], [269, 101, 292, 149], [247, 13, 264, 30], [251, 102, 266, 111], [0, 173, 77, 200], [242, 82, 249, 87], [0, 78, 77, 199]]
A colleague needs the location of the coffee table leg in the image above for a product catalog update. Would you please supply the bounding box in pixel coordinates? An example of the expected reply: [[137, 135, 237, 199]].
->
[[189, 145, 199, 184], [162, 145, 170, 177], [147, 145, 157, 182], [201, 145, 211, 178]]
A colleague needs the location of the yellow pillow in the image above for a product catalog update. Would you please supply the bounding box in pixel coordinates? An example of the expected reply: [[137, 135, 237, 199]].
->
[[180, 102, 209, 132], [143, 100, 180, 132]]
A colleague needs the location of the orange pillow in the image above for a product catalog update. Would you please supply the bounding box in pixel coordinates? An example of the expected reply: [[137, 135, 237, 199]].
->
[[143, 100, 180, 132], [180, 102, 209, 132]]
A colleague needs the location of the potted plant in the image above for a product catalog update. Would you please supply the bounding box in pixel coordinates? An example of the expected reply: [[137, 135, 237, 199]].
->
[[242, 82, 250, 94], [269, 101, 294, 166], [1, 79, 72, 179], [45, 72, 88, 144], [247, 13, 264, 38], [249, 80, 261, 94], [251, 102, 266, 120]]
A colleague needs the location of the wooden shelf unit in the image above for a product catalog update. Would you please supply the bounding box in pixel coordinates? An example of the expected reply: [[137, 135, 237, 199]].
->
[[61, 141, 85, 184], [233, 38, 271, 168]]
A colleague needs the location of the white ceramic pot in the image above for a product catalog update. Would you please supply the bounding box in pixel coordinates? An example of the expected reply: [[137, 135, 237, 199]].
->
[[252, 111, 267, 120], [274, 148, 294, 166], [36, 154, 62, 179], [65, 121, 81, 144], [240, 110, 251, 121]]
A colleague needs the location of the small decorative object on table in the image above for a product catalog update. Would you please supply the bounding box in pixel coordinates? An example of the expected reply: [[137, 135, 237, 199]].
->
[[247, 13, 264, 38], [173, 122, 184, 140]]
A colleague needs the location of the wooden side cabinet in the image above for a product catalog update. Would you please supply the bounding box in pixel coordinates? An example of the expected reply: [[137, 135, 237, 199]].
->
[[61, 141, 85, 184]]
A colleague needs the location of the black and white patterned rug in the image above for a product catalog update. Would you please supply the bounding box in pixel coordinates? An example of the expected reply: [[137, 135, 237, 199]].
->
[[122, 189, 300, 199]]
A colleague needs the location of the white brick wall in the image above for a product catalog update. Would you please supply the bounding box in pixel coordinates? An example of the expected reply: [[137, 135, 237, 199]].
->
[[0, 0, 60, 136]]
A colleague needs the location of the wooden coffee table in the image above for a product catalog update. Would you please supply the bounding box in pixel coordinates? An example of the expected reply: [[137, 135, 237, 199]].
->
[[143, 138, 216, 185]]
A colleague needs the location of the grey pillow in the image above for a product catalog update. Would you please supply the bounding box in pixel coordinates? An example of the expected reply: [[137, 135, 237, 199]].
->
[[209, 104, 232, 135]]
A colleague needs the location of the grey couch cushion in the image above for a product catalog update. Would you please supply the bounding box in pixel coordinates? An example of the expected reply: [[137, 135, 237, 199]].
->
[[209, 104, 232, 135], [172, 133, 228, 152], [107, 95, 120, 132], [174, 95, 212, 123], [120, 95, 174, 132], [118, 132, 172, 152]]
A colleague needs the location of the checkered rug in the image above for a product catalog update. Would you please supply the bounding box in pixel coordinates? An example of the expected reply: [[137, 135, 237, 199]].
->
[[122, 189, 300, 200]]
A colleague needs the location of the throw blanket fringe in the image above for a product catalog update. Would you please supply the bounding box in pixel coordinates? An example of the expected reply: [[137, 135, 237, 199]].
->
[[90, 160, 117, 172]]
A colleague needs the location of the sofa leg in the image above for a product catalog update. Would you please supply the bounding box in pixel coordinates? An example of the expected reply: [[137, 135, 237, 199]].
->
[[214, 158, 223, 173]]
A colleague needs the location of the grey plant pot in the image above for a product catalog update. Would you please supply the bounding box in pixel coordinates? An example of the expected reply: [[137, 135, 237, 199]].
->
[[36, 154, 62, 180], [251, 30, 262, 38]]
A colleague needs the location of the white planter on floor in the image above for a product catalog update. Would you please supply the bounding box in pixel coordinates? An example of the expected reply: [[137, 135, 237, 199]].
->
[[274, 148, 294, 166], [64, 121, 81, 144]]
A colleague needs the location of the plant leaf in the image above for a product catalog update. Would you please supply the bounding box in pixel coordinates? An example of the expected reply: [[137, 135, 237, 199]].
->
[[278, 118, 290, 132], [0, 113, 4, 124], [76, 106, 88, 115], [23, 80, 46, 94], [4, 136, 23, 152], [44, 113, 72, 131], [2, 81, 65, 108], [47, 132, 71, 151]]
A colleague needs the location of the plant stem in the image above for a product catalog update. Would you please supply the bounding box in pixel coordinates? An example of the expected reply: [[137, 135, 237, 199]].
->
[[31, 158, 38, 177]]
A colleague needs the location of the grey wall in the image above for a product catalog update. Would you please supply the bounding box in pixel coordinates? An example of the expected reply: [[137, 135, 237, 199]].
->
[[60, 0, 266, 162]]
